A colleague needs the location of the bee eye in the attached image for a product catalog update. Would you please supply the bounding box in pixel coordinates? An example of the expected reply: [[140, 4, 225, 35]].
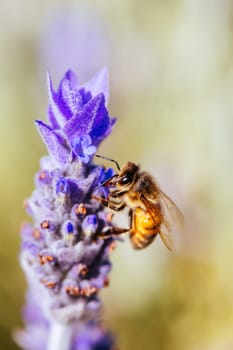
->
[[119, 174, 132, 186]]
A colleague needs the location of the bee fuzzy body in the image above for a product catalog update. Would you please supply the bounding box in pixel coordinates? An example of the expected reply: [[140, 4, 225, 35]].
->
[[94, 159, 183, 251]]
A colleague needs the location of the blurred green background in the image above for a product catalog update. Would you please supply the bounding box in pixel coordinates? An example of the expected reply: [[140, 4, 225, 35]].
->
[[1, 0, 233, 349]]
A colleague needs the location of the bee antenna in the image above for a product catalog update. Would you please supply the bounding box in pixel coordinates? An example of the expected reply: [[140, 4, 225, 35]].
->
[[95, 154, 121, 172]]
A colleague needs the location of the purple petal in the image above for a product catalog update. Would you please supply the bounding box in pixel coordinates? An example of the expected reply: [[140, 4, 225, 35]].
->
[[63, 70, 78, 87], [56, 178, 70, 195], [47, 72, 67, 127], [82, 153, 90, 164], [63, 93, 106, 140], [82, 67, 109, 105], [98, 116, 117, 141], [48, 106, 60, 129], [100, 168, 115, 183], [88, 94, 112, 144], [86, 145, 96, 155], [35, 120, 70, 164], [81, 134, 92, 148], [57, 77, 83, 118]]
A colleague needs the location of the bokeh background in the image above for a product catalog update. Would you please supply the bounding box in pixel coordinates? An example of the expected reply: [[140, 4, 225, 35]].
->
[[1, 0, 233, 349]]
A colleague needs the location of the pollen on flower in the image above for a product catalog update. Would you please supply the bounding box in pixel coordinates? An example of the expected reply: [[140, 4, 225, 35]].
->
[[75, 203, 87, 216], [80, 286, 98, 297], [41, 279, 57, 289], [38, 170, 50, 184], [77, 263, 89, 277], [66, 286, 80, 297], [32, 228, 41, 240], [40, 220, 50, 229], [38, 171, 47, 180], [39, 254, 54, 265]]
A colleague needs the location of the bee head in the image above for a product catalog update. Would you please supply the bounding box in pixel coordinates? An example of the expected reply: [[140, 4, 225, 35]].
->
[[117, 162, 139, 187], [99, 161, 139, 189]]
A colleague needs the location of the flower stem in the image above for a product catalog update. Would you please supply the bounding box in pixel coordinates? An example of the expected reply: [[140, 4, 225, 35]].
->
[[47, 322, 74, 350]]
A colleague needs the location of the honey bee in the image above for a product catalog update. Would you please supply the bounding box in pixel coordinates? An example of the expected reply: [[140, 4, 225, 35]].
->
[[93, 156, 183, 250]]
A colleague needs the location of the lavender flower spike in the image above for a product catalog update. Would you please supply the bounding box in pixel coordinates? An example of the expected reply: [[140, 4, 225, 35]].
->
[[15, 69, 118, 350]]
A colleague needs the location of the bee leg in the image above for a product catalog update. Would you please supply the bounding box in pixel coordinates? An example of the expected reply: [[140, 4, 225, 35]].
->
[[108, 202, 126, 211], [92, 195, 109, 207], [128, 208, 135, 236], [97, 226, 129, 239], [92, 195, 126, 211], [111, 190, 127, 199], [128, 208, 133, 225]]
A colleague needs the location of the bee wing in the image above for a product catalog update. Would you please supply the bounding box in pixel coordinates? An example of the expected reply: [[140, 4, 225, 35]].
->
[[158, 191, 184, 251], [158, 228, 174, 251], [140, 191, 183, 251]]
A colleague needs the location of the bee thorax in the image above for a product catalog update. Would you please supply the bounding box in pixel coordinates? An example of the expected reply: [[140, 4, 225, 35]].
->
[[125, 192, 144, 209]]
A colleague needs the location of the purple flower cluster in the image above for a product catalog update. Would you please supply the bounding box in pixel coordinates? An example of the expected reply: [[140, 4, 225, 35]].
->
[[15, 69, 118, 350]]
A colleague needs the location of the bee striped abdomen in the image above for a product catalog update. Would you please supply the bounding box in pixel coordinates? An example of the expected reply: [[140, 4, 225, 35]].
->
[[130, 207, 162, 249]]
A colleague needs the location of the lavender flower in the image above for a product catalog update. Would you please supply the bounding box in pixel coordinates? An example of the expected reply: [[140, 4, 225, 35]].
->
[[15, 68, 118, 350]]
